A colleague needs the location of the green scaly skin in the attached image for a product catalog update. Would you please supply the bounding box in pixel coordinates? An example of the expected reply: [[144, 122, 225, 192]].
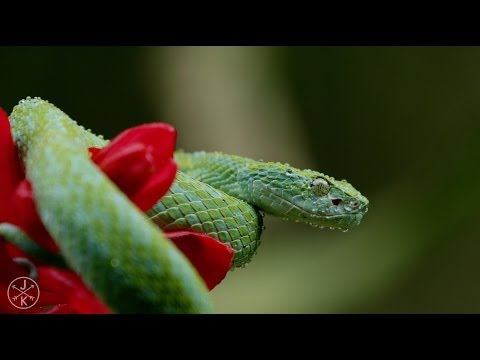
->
[[148, 171, 263, 268], [174, 151, 369, 230], [9, 98, 213, 313]]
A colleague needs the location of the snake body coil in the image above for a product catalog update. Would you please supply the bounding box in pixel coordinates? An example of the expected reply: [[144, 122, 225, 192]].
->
[[10, 98, 212, 313], [148, 171, 263, 268]]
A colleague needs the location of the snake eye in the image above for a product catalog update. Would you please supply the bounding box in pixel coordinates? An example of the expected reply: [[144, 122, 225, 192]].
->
[[311, 177, 330, 196]]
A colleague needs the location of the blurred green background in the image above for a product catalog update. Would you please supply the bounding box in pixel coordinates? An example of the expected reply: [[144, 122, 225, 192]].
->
[[1, 46, 479, 313]]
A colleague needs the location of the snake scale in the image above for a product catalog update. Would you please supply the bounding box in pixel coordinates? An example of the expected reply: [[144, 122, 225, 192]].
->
[[5, 98, 369, 313]]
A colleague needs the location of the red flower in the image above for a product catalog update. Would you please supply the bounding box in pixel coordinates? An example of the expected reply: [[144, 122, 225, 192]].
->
[[0, 109, 22, 224], [0, 109, 233, 314], [89, 123, 178, 212], [89, 123, 234, 291]]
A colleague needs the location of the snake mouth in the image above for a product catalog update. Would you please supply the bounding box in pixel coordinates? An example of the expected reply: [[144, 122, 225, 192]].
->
[[270, 193, 364, 220]]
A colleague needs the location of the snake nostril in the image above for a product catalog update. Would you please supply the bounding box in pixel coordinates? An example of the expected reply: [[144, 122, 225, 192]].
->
[[331, 199, 342, 206]]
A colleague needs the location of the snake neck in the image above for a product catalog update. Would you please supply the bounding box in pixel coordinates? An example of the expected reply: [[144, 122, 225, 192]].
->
[[175, 151, 250, 201]]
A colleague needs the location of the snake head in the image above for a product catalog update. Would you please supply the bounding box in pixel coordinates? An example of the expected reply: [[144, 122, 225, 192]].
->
[[242, 164, 369, 230]]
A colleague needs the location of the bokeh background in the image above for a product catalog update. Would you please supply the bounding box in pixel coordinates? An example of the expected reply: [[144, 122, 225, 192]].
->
[[1, 46, 479, 313]]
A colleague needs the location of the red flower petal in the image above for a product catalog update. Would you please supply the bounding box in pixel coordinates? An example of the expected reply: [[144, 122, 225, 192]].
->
[[88, 147, 101, 157], [41, 304, 75, 314], [166, 231, 234, 290], [0, 108, 23, 223], [37, 267, 110, 314], [0, 242, 28, 283], [36, 266, 77, 293], [130, 159, 177, 212], [11, 181, 39, 225], [67, 286, 111, 314], [10, 180, 59, 253], [93, 142, 152, 196], [0, 284, 23, 314], [91, 123, 176, 165], [90, 123, 178, 212], [30, 290, 67, 308]]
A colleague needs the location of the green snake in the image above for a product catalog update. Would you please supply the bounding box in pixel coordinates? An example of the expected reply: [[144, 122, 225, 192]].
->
[[4, 97, 369, 313]]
